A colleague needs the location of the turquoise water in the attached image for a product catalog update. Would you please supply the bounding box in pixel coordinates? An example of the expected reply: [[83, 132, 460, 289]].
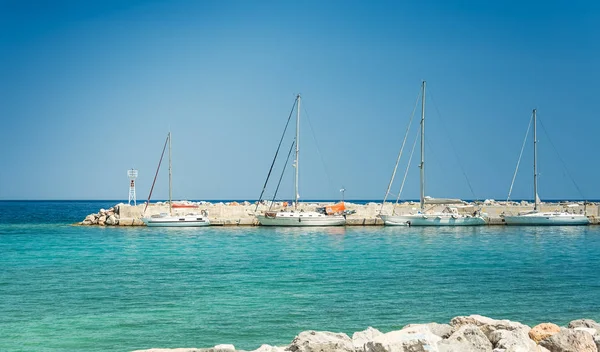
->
[[1, 202, 600, 351]]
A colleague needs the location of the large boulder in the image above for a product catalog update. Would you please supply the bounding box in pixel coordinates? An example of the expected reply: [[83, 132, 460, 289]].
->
[[438, 325, 493, 352], [106, 215, 118, 225], [568, 320, 600, 335], [131, 349, 206, 352], [352, 327, 383, 352], [488, 328, 538, 352], [529, 324, 561, 344], [365, 325, 441, 352], [287, 331, 353, 352], [403, 323, 454, 339], [251, 345, 287, 352], [539, 329, 597, 352], [451, 316, 530, 340]]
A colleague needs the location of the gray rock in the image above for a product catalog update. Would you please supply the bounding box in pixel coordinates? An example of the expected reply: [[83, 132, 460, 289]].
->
[[451, 315, 530, 339], [82, 219, 93, 225], [575, 328, 598, 337], [352, 327, 383, 352], [365, 325, 441, 352], [98, 215, 107, 223], [84, 214, 96, 222], [488, 328, 538, 352], [403, 323, 454, 339], [539, 328, 597, 352], [568, 320, 600, 335], [105, 215, 118, 226], [131, 349, 206, 352], [287, 331, 353, 352], [251, 345, 287, 352], [214, 344, 235, 352], [438, 325, 493, 352]]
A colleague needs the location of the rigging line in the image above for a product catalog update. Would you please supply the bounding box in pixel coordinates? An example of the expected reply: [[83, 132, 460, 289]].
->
[[394, 127, 420, 214], [255, 98, 298, 212], [269, 140, 296, 211], [302, 104, 337, 200], [144, 134, 169, 213], [507, 114, 533, 202], [427, 87, 478, 200], [537, 117, 586, 199], [380, 90, 421, 214]]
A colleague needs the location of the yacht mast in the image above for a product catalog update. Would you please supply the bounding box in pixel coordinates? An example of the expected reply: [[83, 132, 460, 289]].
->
[[294, 94, 300, 210], [419, 81, 426, 211], [168, 131, 173, 216], [533, 109, 538, 211]]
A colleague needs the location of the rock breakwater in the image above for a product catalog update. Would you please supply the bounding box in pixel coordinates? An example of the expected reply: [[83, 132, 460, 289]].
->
[[132, 315, 600, 352], [77, 200, 599, 226]]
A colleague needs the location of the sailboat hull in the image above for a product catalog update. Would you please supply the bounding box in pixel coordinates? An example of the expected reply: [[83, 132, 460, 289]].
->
[[143, 215, 210, 227], [504, 213, 589, 226], [257, 212, 345, 226], [380, 214, 486, 226]]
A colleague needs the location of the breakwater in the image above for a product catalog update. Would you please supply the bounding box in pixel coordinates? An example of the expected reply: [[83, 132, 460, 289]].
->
[[132, 315, 600, 352], [78, 200, 599, 226]]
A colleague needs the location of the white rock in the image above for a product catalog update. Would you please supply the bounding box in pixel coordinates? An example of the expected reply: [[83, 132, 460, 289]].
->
[[287, 331, 353, 352], [488, 328, 537, 352], [105, 215, 118, 226], [438, 324, 492, 352], [251, 345, 287, 352], [450, 315, 530, 339], [366, 325, 441, 352], [403, 323, 454, 339], [352, 327, 383, 352], [214, 344, 236, 352]]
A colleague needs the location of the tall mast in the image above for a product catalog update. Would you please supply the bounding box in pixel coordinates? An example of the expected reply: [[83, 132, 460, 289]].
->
[[419, 81, 426, 211], [168, 131, 173, 216], [294, 94, 300, 210], [533, 109, 538, 211]]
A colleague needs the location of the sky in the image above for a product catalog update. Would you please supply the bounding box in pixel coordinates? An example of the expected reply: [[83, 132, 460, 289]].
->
[[1, 0, 598, 201]]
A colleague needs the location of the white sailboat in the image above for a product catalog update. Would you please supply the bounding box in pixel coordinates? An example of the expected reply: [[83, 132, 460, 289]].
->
[[142, 132, 210, 227], [504, 109, 589, 226], [256, 95, 346, 227], [379, 81, 486, 226]]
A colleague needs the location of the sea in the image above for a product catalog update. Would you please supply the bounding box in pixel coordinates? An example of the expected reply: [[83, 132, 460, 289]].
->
[[1, 200, 599, 352]]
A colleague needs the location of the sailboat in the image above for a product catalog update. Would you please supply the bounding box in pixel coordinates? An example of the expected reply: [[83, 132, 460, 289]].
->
[[142, 132, 210, 227], [504, 109, 589, 226], [379, 81, 486, 226], [256, 95, 346, 226]]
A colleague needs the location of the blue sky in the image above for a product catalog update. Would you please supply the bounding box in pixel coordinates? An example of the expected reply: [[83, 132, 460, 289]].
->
[[1, 0, 598, 201]]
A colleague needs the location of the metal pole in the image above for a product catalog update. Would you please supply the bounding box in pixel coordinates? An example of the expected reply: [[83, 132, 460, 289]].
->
[[294, 94, 300, 210], [533, 109, 538, 211], [168, 131, 172, 215], [420, 81, 426, 211]]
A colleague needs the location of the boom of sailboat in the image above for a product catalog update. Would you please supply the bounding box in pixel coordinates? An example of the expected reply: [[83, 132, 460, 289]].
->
[[141, 82, 590, 227]]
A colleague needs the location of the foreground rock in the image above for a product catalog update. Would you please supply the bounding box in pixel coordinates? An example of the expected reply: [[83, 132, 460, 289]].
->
[[288, 331, 353, 352], [529, 323, 561, 344], [539, 328, 597, 352], [132, 317, 600, 352]]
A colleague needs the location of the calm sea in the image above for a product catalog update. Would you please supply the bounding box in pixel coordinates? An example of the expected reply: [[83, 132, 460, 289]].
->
[[1, 201, 599, 352]]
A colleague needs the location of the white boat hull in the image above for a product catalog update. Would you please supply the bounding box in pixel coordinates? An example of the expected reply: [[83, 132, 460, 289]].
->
[[257, 211, 345, 226], [504, 212, 589, 226], [142, 215, 210, 227], [380, 214, 486, 226]]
